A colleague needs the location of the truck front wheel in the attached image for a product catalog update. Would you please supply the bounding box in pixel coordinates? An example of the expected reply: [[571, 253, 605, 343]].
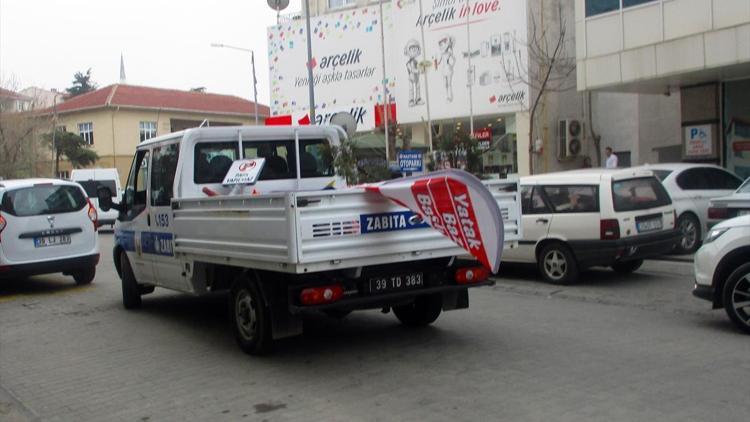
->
[[393, 293, 442, 327], [230, 276, 273, 355], [120, 252, 142, 310]]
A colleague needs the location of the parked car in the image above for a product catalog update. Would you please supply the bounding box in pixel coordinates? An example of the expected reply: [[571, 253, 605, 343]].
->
[[0, 179, 100, 284], [502, 168, 680, 284], [70, 168, 122, 228], [693, 215, 750, 334], [632, 164, 743, 254], [707, 177, 750, 227]]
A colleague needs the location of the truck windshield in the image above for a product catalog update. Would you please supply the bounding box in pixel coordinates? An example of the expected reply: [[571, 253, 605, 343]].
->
[[612, 177, 672, 212], [0, 185, 87, 217]]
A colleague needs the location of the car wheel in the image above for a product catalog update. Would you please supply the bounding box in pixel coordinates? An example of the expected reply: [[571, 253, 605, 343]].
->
[[120, 251, 142, 310], [230, 276, 273, 355], [393, 294, 442, 327], [611, 259, 644, 274], [73, 266, 96, 285], [538, 243, 579, 284], [675, 214, 701, 254], [722, 262, 750, 335]]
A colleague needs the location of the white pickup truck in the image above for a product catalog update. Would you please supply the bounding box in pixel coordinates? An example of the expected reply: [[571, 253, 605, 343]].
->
[[98, 126, 521, 354]]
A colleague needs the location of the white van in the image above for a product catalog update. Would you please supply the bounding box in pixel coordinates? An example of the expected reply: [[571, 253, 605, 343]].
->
[[502, 168, 681, 284], [71, 168, 121, 228]]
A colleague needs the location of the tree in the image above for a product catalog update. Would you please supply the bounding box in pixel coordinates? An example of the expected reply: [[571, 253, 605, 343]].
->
[[43, 130, 98, 173], [66, 69, 97, 97], [0, 78, 49, 179], [501, 1, 576, 174]]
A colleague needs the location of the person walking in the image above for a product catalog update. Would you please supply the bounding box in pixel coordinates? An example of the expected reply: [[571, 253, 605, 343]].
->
[[604, 147, 618, 168]]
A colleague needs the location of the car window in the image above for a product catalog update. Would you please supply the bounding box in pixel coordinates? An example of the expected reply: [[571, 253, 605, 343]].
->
[[0, 185, 87, 217], [521, 186, 551, 214], [677, 168, 718, 190], [612, 177, 672, 212], [704, 168, 742, 190], [542, 185, 599, 213], [651, 170, 672, 182], [299, 138, 334, 178], [123, 150, 150, 220], [738, 178, 750, 193], [151, 143, 180, 206], [243, 140, 297, 180], [194, 142, 238, 184], [77, 180, 117, 198]]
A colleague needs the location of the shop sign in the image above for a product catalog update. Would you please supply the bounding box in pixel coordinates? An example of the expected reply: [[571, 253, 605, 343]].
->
[[398, 150, 423, 172], [391, 0, 529, 124], [473, 127, 492, 150], [685, 125, 713, 157], [267, 3, 395, 132]]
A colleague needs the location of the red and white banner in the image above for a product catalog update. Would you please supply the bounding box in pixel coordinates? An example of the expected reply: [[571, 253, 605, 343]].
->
[[366, 170, 503, 273]]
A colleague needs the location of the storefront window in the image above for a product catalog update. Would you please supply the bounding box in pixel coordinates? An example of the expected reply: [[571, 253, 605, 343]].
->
[[723, 79, 750, 180]]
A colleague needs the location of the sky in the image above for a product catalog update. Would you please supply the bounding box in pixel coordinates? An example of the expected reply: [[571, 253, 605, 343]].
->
[[0, 0, 303, 105]]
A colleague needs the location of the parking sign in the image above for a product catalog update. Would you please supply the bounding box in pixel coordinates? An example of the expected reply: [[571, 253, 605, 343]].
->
[[398, 150, 423, 173]]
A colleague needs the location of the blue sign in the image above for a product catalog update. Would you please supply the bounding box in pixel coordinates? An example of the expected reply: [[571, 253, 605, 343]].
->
[[360, 211, 429, 234], [398, 150, 423, 173]]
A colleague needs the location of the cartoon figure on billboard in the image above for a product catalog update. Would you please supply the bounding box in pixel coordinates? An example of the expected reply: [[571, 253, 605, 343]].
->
[[404, 39, 424, 107], [435, 35, 456, 102]]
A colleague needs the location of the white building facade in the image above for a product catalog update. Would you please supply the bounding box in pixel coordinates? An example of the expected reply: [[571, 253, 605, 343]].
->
[[576, 0, 750, 178], [269, 0, 685, 175]]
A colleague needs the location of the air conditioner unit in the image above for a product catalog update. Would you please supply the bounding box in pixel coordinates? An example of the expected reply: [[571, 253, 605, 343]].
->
[[558, 119, 583, 159]]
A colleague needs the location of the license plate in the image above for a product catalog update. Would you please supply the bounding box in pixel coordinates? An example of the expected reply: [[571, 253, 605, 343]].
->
[[637, 218, 662, 233], [369, 272, 424, 293], [34, 234, 71, 248]]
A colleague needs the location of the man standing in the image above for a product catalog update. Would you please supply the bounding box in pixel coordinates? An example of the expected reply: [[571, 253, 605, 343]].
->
[[604, 147, 618, 168]]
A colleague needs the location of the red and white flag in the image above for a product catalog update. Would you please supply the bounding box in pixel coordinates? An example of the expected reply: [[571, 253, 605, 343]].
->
[[366, 170, 504, 273]]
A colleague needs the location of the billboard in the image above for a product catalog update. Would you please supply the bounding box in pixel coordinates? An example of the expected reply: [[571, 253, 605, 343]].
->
[[267, 4, 396, 131], [391, 0, 529, 123]]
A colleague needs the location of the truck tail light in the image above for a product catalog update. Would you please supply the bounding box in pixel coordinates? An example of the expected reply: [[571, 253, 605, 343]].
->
[[86, 199, 98, 231], [600, 219, 620, 240], [455, 266, 490, 284], [708, 207, 728, 220], [0, 215, 6, 242], [300, 285, 343, 306]]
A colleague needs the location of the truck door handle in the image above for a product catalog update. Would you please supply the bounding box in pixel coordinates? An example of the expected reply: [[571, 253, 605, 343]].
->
[[147, 214, 151, 226], [536, 218, 549, 224]]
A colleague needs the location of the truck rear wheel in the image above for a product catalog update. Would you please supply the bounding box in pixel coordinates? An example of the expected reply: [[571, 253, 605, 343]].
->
[[120, 252, 142, 310], [230, 276, 273, 355], [393, 294, 442, 327]]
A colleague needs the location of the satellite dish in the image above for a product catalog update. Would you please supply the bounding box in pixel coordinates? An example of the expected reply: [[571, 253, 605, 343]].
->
[[330, 112, 357, 139], [267, 0, 289, 11]]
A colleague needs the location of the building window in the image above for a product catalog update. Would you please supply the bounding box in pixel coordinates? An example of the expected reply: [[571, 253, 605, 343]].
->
[[139, 121, 157, 142], [328, 0, 356, 10], [622, 0, 657, 7], [586, 0, 658, 17], [78, 122, 94, 145], [56, 125, 66, 133]]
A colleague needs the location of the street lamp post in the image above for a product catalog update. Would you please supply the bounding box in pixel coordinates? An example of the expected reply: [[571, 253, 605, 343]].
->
[[210, 43, 260, 125]]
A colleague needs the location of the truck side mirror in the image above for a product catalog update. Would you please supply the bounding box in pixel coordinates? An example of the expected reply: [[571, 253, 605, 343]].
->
[[97, 186, 114, 211]]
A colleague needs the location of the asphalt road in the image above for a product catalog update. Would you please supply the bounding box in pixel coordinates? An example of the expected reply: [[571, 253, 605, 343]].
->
[[1, 233, 748, 422]]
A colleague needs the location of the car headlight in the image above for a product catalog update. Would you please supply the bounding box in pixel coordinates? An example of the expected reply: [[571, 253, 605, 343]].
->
[[704, 227, 729, 244]]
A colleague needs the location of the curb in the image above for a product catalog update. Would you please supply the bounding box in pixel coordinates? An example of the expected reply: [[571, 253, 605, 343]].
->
[[642, 258, 693, 277]]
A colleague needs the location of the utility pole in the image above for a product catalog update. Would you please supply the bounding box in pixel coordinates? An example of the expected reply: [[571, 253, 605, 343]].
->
[[210, 43, 260, 125]]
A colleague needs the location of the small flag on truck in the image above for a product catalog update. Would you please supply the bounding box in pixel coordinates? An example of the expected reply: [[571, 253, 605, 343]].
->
[[366, 170, 504, 273]]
